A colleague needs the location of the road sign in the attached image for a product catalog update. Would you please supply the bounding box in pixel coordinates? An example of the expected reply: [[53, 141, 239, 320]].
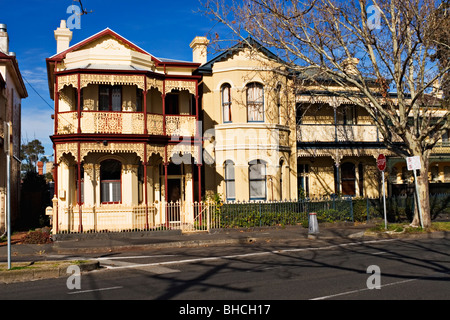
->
[[407, 156, 421, 170], [377, 154, 386, 171]]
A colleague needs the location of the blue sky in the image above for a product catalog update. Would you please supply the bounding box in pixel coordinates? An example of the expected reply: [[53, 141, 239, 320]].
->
[[1, 0, 217, 159]]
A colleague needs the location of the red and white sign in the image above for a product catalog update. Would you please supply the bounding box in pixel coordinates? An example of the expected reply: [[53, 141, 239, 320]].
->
[[407, 156, 421, 170], [377, 154, 386, 171]]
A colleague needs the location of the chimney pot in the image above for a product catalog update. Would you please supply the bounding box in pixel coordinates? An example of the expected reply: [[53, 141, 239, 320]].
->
[[0, 23, 9, 54]]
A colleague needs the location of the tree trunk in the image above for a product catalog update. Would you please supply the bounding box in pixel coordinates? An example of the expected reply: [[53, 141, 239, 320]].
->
[[411, 155, 432, 228]]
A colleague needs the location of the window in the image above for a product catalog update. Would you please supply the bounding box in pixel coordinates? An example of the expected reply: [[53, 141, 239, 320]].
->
[[249, 160, 267, 200], [279, 159, 284, 200], [222, 84, 232, 123], [165, 92, 179, 114], [276, 84, 282, 125], [298, 164, 309, 198], [100, 159, 122, 203], [224, 160, 235, 201], [136, 87, 143, 112], [341, 162, 356, 196], [76, 163, 84, 204], [247, 82, 264, 122], [99, 85, 122, 111], [337, 105, 357, 125]]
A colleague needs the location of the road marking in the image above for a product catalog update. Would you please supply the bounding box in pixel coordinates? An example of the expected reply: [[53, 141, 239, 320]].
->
[[310, 270, 450, 300], [67, 286, 123, 295], [96, 255, 176, 260], [98, 239, 399, 270], [310, 278, 417, 300]]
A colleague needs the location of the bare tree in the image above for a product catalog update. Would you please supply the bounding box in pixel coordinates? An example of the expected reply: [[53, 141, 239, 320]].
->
[[202, 0, 450, 228]]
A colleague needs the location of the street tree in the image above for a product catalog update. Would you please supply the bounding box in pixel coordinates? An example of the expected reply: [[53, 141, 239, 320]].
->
[[20, 139, 47, 173], [202, 0, 450, 228]]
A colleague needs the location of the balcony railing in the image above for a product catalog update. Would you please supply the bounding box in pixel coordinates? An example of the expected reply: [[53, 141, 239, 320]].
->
[[297, 124, 380, 143], [56, 111, 196, 136]]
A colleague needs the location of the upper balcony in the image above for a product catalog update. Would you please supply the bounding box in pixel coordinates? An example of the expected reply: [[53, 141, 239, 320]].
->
[[54, 76, 199, 138], [57, 111, 197, 137], [296, 124, 381, 143]]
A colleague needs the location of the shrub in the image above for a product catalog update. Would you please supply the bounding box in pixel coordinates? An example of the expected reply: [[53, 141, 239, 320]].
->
[[20, 230, 52, 244]]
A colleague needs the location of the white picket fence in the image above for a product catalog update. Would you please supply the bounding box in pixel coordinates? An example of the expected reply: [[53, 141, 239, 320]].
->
[[50, 201, 220, 234]]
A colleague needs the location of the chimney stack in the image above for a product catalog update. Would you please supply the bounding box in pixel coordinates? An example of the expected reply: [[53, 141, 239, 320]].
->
[[54, 20, 73, 54], [37, 161, 44, 175], [0, 23, 9, 54], [190, 36, 209, 65]]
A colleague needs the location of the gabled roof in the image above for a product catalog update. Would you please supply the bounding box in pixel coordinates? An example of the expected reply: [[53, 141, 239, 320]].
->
[[197, 37, 284, 74], [48, 27, 157, 62]]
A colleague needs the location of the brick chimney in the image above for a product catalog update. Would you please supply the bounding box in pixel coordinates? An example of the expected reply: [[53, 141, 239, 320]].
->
[[54, 20, 73, 54], [190, 36, 209, 65], [37, 161, 44, 175]]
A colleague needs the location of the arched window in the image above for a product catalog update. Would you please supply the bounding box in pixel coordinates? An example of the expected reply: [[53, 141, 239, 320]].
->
[[100, 159, 122, 203], [276, 83, 283, 125], [221, 83, 232, 123], [247, 82, 264, 122], [249, 159, 267, 200], [279, 159, 284, 200], [224, 160, 235, 201]]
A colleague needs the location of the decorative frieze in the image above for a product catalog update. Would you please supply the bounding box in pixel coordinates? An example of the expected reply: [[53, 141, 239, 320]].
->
[[147, 144, 165, 160], [57, 74, 78, 91], [146, 77, 164, 93], [79, 74, 145, 90], [165, 80, 196, 95], [56, 143, 78, 162], [79, 142, 145, 162]]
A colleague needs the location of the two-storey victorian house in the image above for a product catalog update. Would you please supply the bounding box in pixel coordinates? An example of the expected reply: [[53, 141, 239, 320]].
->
[[198, 39, 298, 202], [47, 21, 203, 232]]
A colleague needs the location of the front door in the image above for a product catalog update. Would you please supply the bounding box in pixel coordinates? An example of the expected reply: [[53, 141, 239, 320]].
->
[[167, 178, 181, 222]]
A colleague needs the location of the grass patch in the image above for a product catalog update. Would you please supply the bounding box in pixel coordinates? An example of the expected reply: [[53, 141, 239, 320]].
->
[[0, 260, 88, 272], [368, 221, 450, 233]]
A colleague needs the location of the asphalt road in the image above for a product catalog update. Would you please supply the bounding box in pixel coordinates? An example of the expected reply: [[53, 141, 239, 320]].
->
[[0, 237, 448, 308]]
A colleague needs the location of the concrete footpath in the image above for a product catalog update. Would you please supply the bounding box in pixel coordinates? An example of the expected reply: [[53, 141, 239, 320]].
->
[[0, 223, 448, 284]]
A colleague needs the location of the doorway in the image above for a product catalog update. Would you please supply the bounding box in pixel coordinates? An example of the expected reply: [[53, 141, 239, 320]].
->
[[167, 178, 182, 222]]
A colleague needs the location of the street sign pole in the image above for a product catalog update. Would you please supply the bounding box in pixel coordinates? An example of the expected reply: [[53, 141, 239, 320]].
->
[[4, 122, 11, 270], [382, 170, 387, 230], [413, 169, 424, 229]]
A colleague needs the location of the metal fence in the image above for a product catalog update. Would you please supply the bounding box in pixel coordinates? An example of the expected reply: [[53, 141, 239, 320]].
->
[[50, 194, 450, 234]]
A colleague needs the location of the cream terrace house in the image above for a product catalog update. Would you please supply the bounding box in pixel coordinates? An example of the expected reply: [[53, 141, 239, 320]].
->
[[47, 21, 203, 233], [46, 22, 449, 234]]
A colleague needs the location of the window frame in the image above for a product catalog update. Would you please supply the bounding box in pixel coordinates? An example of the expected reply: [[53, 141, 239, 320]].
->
[[246, 82, 264, 122], [224, 160, 236, 201], [99, 85, 122, 112], [221, 83, 232, 123], [100, 159, 122, 204], [249, 159, 267, 201]]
